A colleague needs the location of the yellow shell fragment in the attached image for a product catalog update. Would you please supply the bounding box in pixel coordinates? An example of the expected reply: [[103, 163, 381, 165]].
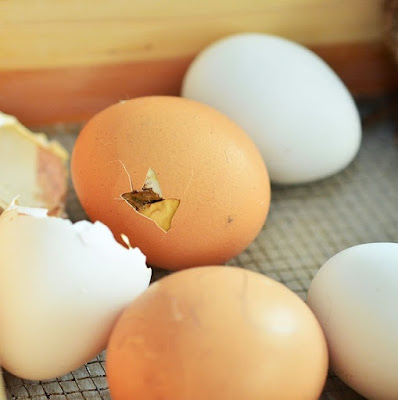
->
[[139, 198, 180, 232], [121, 168, 180, 232], [0, 112, 69, 216]]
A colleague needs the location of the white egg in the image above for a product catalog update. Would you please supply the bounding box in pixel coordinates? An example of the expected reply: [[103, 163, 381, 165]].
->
[[307, 243, 398, 400], [182, 33, 361, 185], [0, 199, 151, 380]]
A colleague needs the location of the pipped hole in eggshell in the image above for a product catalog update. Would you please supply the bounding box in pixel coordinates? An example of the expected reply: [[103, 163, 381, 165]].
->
[[120, 167, 180, 233]]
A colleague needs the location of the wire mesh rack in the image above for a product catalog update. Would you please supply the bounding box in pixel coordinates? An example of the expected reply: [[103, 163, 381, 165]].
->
[[4, 100, 398, 400]]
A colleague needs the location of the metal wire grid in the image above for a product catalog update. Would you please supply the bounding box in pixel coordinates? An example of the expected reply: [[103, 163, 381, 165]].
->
[[4, 114, 398, 400], [5, 354, 110, 400]]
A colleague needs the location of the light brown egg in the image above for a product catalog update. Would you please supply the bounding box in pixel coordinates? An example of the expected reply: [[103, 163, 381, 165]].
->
[[71, 96, 270, 270], [106, 266, 329, 400]]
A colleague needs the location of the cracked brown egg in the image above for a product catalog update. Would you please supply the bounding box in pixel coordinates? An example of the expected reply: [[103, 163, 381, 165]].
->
[[106, 266, 329, 400], [71, 96, 270, 270]]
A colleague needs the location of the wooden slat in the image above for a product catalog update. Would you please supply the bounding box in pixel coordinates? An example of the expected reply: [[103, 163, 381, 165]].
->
[[0, 0, 383, 24], [0, 41, 397, 126], [0, 57, 191, 125], [0, 0, 385, 69], [312, 42, 398, 95], [0, 0, 396, 124]]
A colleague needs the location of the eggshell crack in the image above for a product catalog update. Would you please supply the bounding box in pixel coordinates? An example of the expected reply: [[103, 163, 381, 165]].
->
[[121, 168, 180, 232]]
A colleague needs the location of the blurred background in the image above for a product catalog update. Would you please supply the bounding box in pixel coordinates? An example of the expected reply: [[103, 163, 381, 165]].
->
[[0, 0, 397, 125]]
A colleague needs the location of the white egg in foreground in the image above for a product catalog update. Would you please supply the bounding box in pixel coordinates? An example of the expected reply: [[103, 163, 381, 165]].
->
[[0, 200, 151, 380], [307, 243, 398, 400], [182, 33, 361, 185]]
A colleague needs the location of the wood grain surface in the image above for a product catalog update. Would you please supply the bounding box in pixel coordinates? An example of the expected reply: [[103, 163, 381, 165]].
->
[[0, 0, 397, 124], [0, 0, 385, 69]]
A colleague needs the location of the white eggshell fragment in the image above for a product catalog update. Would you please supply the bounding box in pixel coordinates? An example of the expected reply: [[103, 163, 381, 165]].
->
[[0, 111, 69, 216], [0, 201, 151, 381], [182, 33, 361, 185], [307, 243, 398, 400]]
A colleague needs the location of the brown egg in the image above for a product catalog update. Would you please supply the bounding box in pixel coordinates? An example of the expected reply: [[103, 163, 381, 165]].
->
[[106, 266, 329, 400], [71, 96, 270, 270]]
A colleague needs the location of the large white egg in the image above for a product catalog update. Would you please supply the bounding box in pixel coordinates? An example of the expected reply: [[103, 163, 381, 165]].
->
[[182, 33, 361, 185], [307, 243, 398, 400], [0, 200, 151, 380]]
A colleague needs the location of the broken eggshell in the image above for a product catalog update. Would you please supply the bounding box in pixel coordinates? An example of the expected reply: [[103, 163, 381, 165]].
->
[[0, 112, 69, 216], [0, 199, 151, 381], [121, 168, 180, 233]]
